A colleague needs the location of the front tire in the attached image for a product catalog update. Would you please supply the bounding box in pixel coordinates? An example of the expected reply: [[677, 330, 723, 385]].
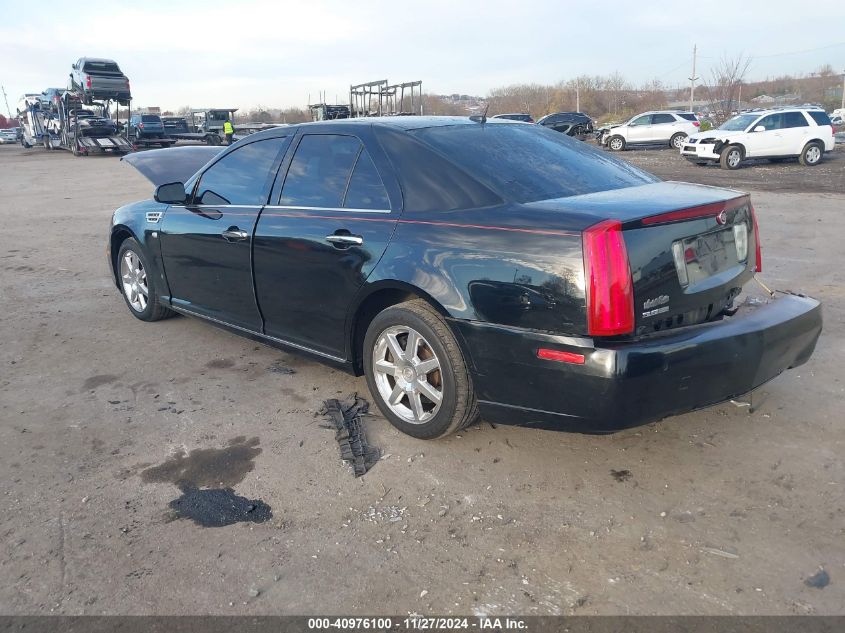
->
[[117, 238, 173, 322], [607, 135, 626, 151], [720, 145, 743, 170], [363, 299, 478, 439], [799, 142, 823, 166], [670, 132, 687, 149]]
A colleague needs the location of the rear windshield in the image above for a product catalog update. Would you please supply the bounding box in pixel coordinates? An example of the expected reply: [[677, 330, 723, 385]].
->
[[408, 123, 657, 203], [676, 113, 698, 121], [141, 115, 161, 122], [83, 61, 122, 74], [807, 111, 832, 126]]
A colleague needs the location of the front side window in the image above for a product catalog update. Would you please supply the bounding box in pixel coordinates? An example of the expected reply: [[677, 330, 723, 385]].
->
[[195, 137, 287, 206], [783, 112, 809, 128], [630, 115, 652, 126], [280, 135, 361, 207], [756, 114, 784, 131]]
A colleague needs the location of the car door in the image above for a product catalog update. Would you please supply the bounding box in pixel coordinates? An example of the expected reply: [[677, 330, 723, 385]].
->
[[626, 114, 653, 142], [252, 129, 400, 359], [781, 111, 812, 155], [743, 113, 783, 157], [159, 135, 290, 330], [650, 113, 677, 142]]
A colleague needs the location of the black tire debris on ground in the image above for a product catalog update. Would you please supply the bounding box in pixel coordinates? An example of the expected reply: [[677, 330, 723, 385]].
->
[[321, 394, 380, 477], [168, 486, 272, 528]]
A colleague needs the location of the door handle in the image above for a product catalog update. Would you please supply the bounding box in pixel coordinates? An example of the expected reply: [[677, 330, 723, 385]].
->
[[222, 227, 248, 242], [325, 234, 363, 247]]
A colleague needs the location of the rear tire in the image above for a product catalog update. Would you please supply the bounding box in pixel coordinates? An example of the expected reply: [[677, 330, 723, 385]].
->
[[363, 299, 478, 439], [719, 145, 743, 170], [799, 142, 823, 166], [116, 238, 174, 322], [670, 133, 687, 150], [607, 135, 626, 151]]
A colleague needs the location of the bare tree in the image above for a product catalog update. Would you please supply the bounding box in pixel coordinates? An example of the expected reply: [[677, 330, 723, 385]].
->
[[704, 54, 752, 121]]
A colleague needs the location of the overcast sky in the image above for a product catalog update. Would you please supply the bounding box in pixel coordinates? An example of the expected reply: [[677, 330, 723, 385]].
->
[[1, 0, 844, 114]]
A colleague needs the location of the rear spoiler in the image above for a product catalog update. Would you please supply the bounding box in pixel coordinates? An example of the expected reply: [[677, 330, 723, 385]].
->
[[121, 146, 224, 187]]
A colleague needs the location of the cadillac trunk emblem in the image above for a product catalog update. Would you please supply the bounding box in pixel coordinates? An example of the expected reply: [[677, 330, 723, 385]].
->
[[716, 209, 728, 225]]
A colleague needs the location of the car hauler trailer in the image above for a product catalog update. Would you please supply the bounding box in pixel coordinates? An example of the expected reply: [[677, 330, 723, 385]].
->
[[17, 94, 61, 149], [55, 93, 131, 156]]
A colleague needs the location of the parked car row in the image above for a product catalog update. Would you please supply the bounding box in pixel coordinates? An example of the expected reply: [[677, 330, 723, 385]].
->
[[491, 111, 595, 139]]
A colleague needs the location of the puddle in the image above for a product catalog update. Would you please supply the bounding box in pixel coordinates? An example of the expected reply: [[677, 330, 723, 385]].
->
[[168, 487, 272, 527], [141, 436, 261, 488], [142, 437, 271, 527]]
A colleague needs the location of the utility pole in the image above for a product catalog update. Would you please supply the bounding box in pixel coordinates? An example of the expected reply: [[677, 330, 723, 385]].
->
[[575, 79, 580, 112], [688, 44, 699, 113], [841, 68, 845, 110], [737, 83, 742, 112], [1, 85, 11, 120]]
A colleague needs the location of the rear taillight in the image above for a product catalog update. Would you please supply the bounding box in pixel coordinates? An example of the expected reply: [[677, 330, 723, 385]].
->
[[126, 80, 131, 90], [86, 76, 91, 88], [582, 219, 634, 337], [693, 121, 700, 127], [750, 205, 762, 272]]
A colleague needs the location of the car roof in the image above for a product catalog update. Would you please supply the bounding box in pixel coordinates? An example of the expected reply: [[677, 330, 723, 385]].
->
[[241, 116, 518, 142], [79, 57, 120, 63]]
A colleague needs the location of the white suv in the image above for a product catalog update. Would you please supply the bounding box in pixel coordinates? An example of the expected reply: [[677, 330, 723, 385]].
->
[[681, 107, 836, 169], [600, 111, 700, 151]]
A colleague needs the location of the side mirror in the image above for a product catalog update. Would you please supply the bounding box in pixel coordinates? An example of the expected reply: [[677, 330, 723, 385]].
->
[[753, 125, 766, 132], [154, 182, 187, 204]]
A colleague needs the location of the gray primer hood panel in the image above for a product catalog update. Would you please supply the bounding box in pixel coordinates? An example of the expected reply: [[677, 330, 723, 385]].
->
[[121, 146, 224, 186]]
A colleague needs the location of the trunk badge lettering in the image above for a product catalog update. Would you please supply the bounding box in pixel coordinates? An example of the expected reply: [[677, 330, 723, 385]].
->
[[643, 295, 669, 310]]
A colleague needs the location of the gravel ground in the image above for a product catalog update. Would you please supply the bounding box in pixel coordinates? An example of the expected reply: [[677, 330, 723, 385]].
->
[[0, 143, 843, 616]]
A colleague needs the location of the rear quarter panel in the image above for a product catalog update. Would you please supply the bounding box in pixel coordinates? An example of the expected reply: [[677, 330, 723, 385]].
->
[[365, 205, 587, 334]]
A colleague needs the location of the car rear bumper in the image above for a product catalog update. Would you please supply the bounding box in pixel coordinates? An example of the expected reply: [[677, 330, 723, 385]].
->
[[453, 293, 821, 433]]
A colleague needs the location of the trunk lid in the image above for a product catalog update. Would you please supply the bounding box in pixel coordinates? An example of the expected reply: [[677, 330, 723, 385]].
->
[[621, 192, 757, 336], [528, 181, 758, 337]]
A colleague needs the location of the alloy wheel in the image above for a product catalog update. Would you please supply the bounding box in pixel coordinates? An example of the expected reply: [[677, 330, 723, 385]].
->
[[372, 325, 443, 424], [120, 250, 148, 312], [609, 137, 623, 150], [728, 150, 741, 168], [806, 145, 821, 164]]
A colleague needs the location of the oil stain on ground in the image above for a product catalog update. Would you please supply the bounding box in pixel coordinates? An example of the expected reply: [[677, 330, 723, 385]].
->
[[141, 436, 271, 527]]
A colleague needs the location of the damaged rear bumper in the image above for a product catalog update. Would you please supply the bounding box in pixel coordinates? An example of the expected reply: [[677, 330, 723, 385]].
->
[[455, 293, 822, 433]]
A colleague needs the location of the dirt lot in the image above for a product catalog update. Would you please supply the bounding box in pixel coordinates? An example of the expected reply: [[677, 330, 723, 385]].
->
[[1, 142, 843, 616]]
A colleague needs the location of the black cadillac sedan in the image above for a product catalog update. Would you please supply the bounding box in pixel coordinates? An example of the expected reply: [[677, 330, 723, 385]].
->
[[110, 117, 821, 439]]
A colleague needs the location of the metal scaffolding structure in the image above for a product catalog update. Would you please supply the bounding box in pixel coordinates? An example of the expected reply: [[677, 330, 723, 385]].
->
[[349, 79, 423, 117]]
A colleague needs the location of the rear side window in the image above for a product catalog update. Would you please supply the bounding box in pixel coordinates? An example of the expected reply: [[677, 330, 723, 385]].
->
[[652, 113, 675, 124], [807, 111, 832, 126], [676, 113, 698, 121], [408, 123, 657, 204], [280, 135, 361, 207], [195, 137, 288, 206], [344, 150, 390, 210], [784, 112, 809, 128]]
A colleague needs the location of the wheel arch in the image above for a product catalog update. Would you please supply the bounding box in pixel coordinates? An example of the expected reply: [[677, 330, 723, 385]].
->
[[109, 224, 138, 288], [347, 281, 453, 376]]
